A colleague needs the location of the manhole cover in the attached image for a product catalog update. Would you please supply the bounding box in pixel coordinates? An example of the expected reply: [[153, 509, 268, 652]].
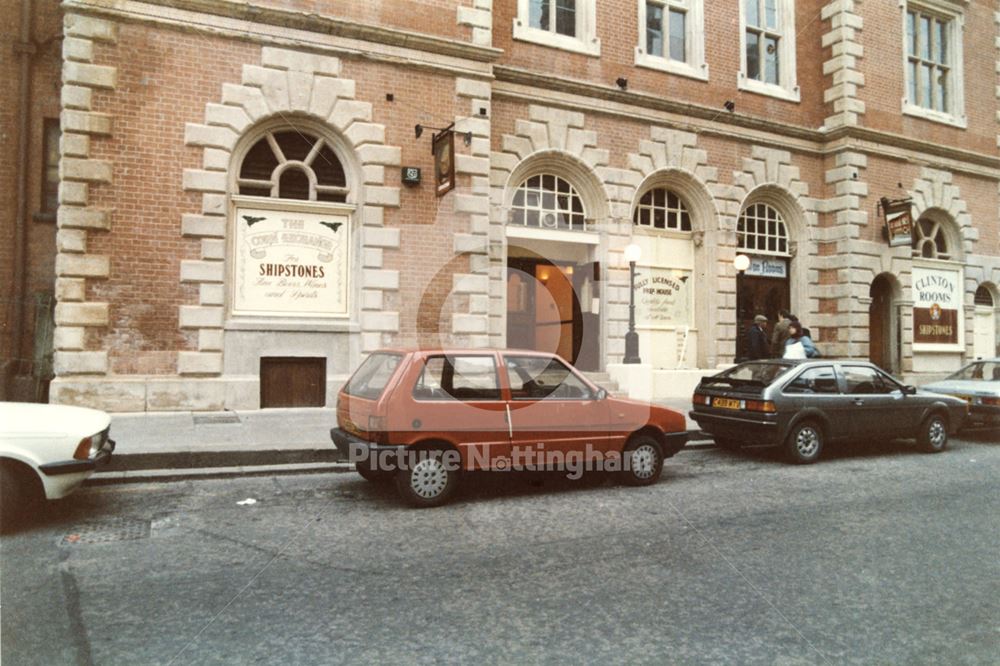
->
[[61, 517, 151, 545], [194, 413, 241, 425]]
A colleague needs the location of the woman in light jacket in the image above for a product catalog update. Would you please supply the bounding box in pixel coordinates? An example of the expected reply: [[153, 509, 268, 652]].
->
[[784, 321, 820, 358]]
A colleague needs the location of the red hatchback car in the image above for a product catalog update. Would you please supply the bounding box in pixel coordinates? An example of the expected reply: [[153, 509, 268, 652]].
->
[[330, 349, 687, 506]]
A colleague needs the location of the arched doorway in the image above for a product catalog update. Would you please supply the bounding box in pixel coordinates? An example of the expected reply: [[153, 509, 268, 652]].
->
[[734, 202, 791, 360], [869, 274, 898, 372]]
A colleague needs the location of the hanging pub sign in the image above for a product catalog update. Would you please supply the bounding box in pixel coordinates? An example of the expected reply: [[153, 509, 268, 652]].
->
[[912, 265, 962, 347], [880, 197, 913, 248], [432, 128, 455, 197], [232, 205, 350, 318], [635, 267, 692, 327]]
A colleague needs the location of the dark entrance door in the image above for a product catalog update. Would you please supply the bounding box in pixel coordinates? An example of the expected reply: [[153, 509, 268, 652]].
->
[[736, 274, 789, 360], [869, 276, 895, 372], [260, 357, 326, 408], [506, 258, 599, 370]]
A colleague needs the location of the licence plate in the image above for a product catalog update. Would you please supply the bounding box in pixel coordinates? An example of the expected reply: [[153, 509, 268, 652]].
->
[[713, 397, 742, 410]]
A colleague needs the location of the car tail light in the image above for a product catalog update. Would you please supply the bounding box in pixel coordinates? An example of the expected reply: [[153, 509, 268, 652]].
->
[[982, 397, 1000, 407], [692, 393, 710, 406], [368, 415, 389, 445], [744, 400, 776, 413]]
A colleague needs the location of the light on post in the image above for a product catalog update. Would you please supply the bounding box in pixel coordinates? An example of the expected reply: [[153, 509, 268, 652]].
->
[[734, 254, 750, 273], [624, 243, 642, 364]]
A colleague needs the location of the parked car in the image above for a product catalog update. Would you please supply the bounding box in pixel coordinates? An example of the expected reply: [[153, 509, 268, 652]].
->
[[689, 360, 967, 464], [330, 349, 687, 506], [1, 402, 116, 530], [921, 359, 1000, 429]]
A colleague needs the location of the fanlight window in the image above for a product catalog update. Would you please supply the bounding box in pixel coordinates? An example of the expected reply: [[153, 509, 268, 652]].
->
[[912, 217, 951, 260], [737, 203, 788, 255], [237, 130, 347, 202], [510, 174, 587, 232], [633, 187, 691, 232], [974, 286, 993, 307]]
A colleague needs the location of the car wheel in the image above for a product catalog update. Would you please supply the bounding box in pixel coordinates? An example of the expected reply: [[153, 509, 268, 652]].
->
[[394, 448, 460, 508], [356, 461, 394, 483], [0, 463, 38, 533], [715, 437, 741, 450], [785, 421, 823, 464], [619, 435, 664, 487], [917, 413, 948, 453]]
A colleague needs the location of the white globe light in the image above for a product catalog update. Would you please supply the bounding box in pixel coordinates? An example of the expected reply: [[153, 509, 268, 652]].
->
[[733, 254, 751, 272], [624, 243, 642, 264]]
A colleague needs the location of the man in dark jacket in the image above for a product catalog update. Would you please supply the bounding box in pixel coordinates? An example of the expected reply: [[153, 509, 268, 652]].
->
[[747, 314, 770, 360]]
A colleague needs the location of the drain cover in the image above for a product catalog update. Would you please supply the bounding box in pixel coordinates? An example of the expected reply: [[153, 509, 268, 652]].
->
[[194, 413, 241, 425], [61, 517, 151, 545]]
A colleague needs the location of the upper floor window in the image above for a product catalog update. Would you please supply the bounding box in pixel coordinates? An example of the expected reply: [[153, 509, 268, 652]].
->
[[635, 0, 708, 80], [903, 2, 965, 127], [739, 0, 799, 102], [237, 129, 347, 202], [633, 187, 691, 232], [738, 203, 789, 256], [912, 216, 952, 260], [510, 174, 587, 232], [513, 0, 600, 56]]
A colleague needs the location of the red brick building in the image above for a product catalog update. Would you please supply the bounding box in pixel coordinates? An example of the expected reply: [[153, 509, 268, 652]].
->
[[2, 0, 998, 410]]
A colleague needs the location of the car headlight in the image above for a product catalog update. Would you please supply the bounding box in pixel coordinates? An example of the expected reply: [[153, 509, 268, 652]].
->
[[73, 429, 107, 460]]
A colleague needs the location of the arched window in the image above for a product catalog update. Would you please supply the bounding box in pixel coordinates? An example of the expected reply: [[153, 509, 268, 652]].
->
[[510, 174, 587, 231], [912, 216, 951, 260], [633, 187, 691, 232], [737, 203, 788, 255], [975, 285, 994, 307], [237, 129, 347, 202]]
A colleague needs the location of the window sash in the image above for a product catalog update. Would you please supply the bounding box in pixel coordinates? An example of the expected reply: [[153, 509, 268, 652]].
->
[[906, 8, 952, 112], [530, 0, 577, 37]]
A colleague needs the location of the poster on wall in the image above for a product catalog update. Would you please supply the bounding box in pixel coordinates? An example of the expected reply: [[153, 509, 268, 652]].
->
[[635, 268, 692, 327], [912, 265, 962, 346], [233, 206, 350, 318]]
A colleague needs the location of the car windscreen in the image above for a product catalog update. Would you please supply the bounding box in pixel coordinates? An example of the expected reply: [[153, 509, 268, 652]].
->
[[343, 353, 403, 400], [702, 362, 794, 388], [947, 361, 1000, 381]]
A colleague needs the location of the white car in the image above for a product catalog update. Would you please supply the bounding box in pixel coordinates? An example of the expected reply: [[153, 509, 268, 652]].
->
[[921, 359, 1000, 429], [0, 402, 116, 529]]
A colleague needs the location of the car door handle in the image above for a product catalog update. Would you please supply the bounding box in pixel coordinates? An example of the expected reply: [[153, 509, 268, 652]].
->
[[852, 398, 864, 406]]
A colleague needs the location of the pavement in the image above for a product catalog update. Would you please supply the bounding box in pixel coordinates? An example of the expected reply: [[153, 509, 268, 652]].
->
[[92, 398, 707, 483]]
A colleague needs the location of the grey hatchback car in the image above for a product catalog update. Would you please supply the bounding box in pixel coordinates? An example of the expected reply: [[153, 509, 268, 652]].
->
[[690, 360, 968, 464]]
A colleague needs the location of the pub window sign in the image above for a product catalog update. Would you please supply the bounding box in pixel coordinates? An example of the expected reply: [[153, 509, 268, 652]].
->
[[232, 205, 350, 318]]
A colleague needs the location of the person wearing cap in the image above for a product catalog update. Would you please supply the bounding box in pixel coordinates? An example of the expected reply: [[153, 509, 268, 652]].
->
[[747, 314, 770, 360]]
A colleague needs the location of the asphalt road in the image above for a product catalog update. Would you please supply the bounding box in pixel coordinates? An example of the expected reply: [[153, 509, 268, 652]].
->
[[2, 431, 998, 665]]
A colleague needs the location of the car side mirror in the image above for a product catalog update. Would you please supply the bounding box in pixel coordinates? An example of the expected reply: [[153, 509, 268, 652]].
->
[[594, 388, 608, 401], [902, 385, 917, 395]]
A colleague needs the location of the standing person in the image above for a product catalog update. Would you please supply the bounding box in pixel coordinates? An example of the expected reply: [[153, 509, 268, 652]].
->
[[783, 321, 820, 358], [771, 309, 793, 357], [747, 314, 770, 360]]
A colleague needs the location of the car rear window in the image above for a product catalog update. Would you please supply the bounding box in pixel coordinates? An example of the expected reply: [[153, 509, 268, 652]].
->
[[704, 362, 794, 387], [948, 361, 1000, 381], [343, 353, 403, 400]]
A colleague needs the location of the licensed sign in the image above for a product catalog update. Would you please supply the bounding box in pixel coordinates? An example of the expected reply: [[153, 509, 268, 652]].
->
[[912, 265, 961, 346], [635, 267, 692, 327], [233, 206, 350, 318]]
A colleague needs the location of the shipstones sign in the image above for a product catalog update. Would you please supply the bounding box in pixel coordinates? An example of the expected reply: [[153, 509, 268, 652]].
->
[[635, 268, 692, 327], [233, 206, 350, 317], [912, 265, 961, 346]]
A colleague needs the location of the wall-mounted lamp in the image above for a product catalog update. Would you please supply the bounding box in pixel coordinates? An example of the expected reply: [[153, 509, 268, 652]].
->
[[616, 77, 628, 90], [734, 254, 750, 274], [724, 100, 736, 112]]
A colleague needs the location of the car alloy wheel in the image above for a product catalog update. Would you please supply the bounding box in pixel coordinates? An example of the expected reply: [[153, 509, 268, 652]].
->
[[620, 435, 664, 486], [918, 414, 948, 453], [785, 421, 823, 464], [410, 457, 449, 498]]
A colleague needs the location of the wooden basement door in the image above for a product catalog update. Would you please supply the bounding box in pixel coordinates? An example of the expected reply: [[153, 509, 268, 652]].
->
[[260, 357, 327, 408]]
